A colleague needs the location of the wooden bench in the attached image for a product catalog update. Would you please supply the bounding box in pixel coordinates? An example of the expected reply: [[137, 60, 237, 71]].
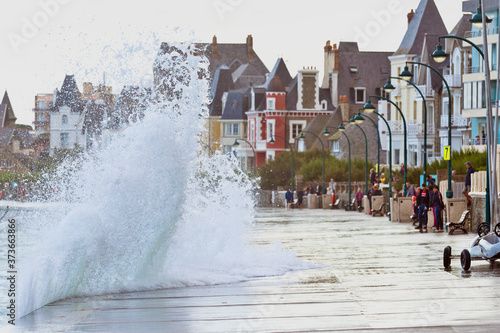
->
[[372, 203, 386, 217], [447, 210, 470, 235]]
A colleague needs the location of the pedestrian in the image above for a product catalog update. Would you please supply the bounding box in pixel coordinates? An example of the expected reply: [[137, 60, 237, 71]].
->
[[297, 188, 304, 209], [482, 131, 486, 144], [400, 163, 405, 178], [329, 179, 336, 206], [475, 135, 480, 145], [411, 194, 418, 225], [370, 168, 376, 185], [430, 186, 445, 232], [355, 187, 363, 209], [462, 161, 475, 205], [405, 182, 415, 197], [316, 183, 322, 195], [452, 170, 457, 176], [285, 189, 293, 209], [416, 183, 429, 231]]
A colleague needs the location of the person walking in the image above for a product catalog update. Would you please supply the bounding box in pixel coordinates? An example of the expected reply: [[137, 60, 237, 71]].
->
[[405, 182, 415, 197], [370, 169, 376, 185], [285, 189, 293, 209], [329, 179, 336, 206], [462, 161, 475, 205], [297, 189, 304, 209], [416, 184, 430, 231], [355, 188, 363, 210], [430, 186, 445, 232]]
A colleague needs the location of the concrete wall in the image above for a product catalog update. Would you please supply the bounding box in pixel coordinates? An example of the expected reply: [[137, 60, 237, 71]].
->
[[397, 197, 413, 222], [392, 198, 400, 222]]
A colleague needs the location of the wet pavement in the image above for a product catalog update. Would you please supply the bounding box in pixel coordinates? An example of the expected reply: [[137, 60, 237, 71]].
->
[[5, 208, 500, 332]]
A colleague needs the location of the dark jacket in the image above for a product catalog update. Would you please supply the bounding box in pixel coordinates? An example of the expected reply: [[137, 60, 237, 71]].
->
[[465, 167, 475, 186], [417, 189, 429, 208], [430, 191, 444, 208], [370, 172, 376, 184]]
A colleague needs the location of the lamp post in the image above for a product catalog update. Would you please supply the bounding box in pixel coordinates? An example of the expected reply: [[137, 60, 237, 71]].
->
[[384, 78, 429, 189], [363, 100, 393, 218], [201, 141, 214, 156], [431, 31, 494, 226], [269, 134, 295, 198], [359, 111, 381, 187], [299, 130, 326, 194], [370, 94, 408, 195], [233, 138, 256, 177], [350, 116, 369, 197], [337, 123, 352, 210], [400, 62, 453, 199]]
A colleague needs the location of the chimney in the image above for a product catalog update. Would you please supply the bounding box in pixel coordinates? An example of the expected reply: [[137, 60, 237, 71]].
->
[[333, 44, 340, 71], [212, 35, 218, 60], [247, 34, 254, 61], [324, 40, 332, 53], [407, 9, 414, 25]]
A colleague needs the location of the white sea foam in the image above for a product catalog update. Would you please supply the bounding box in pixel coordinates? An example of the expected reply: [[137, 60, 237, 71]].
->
[[16, 41, 311, 318]]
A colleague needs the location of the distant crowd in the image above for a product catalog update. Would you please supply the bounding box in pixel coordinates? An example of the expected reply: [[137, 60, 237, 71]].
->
[[0, 181, 27, 202]]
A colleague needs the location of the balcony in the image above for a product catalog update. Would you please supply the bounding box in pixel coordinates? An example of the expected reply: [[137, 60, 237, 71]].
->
[[464, 63, 497, 74], [389, 120, 435, 135], [415, 85, 434, 99], [464, 26, 499, 38], [440, 114, 469, 128], [388, 120, 403, 134], [443, 74, 462, 88]]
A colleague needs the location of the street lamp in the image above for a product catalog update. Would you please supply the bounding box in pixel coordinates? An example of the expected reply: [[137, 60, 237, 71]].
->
[[350, 116, 368, 197], [269, 134, 295, 198], [469, 0, 492, 30], [233, 138, 256, 177], [359, 111, 381, 186], [337, 123, 352, 210], [370, 94, 408, 195], [299, 130, 326, 194], [401, 61, 454, 199], [363, 101, 393, 218], [385, 77, 429, 188]]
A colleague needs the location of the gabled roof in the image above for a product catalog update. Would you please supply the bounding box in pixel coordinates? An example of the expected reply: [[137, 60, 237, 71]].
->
[[261, 58, 293, 90], [448, 14, 472, 49], [394, 0, 448, 56], [221, 91, 248, 120], [231, 63, 266, 89], [209, 66, 234, 117], [54, 75, 82, 113], [1, 91, 17, 127], [419, 34, 448, 91], [303, 111, 343, 150]]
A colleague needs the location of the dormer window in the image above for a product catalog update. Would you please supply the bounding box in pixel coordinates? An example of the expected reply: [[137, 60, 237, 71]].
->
[[354, 88, 366, 104], [321, 100, 327, 110], [349, 66, 358, 74]]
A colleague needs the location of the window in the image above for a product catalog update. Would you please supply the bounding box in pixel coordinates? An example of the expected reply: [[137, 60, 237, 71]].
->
[[332, 140, 340, 153], [267, 97, 276, 110], [464, 82, 471, 109], [39, 101, 46, 109], [354, 88, 366, 104], [39, 114, 45, 121], [224, 123, 240, 136], [321, 100, 327, 110], [60, 133, 69, 148], [0, 160, 4, 167], [267, 119, 275, 141], [349, 66, 358, 74], [62, 115, 68, 125], [394, 149, 400, 165], [290, 120, 306, 141]]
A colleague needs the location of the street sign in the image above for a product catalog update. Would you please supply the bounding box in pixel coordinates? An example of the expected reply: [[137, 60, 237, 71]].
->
[[443, 146, 451, 161]]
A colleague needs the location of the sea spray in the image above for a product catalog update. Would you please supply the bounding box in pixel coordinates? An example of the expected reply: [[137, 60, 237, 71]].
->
[[16, 40, 311, 318]]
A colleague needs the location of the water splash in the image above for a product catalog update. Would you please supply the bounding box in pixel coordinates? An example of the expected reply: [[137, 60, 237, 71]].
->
[[17, 40, 310, 318]]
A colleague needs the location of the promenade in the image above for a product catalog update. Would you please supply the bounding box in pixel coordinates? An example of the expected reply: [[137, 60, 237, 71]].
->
[[6, 208, 500, 332]]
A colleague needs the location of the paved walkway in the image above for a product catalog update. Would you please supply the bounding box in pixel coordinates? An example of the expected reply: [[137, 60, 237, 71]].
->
[[5, 209, 500, 332]]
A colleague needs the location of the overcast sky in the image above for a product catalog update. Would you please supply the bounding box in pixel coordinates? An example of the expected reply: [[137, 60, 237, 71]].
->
[[0, 0, 465, 125]]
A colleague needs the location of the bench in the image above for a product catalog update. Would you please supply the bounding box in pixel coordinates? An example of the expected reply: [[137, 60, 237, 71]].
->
[[372, 203, 386, 217], [330, 198, 342, 209], [447, 210, 470, 235], [344, 198, 356, 211]]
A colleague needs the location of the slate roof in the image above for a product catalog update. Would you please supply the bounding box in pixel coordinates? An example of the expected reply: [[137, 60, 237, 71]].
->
[[394, 0, 448, 56], [448, 14, 472, 49], [209, 66, 234, 117], [53, 75, 82, 113], [336, 42, 392, 104], [13, 129, 34, 149], [302, 113, 341, 150], [285, 77, 298, 110], [260, 58, 293, 91], [463, 0, 497, 12], [0, 91, 17, 127], [231, 63, 266, 89], [0, 128, 15, 146], [221, 91, 248, 120], [418, 34, 448, 91], [156, 40, 269, 78]]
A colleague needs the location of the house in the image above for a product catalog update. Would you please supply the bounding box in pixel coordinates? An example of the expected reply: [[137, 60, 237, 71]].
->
[[0, 91, 17, 129], [387, 0, 448, 167], [49, 75, 85, 153], [33, 93, 53, 133], [154, 35, 269, 155]]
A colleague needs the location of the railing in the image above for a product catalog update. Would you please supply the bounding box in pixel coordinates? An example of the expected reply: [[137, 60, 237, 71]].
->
[[443, 74, 461, 88], [464, 63, 497, 74], [440, 114, 469, 128], [464, 26, 499, 38], [389, 120, 435, 135], [416, 85, 434, 98]]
